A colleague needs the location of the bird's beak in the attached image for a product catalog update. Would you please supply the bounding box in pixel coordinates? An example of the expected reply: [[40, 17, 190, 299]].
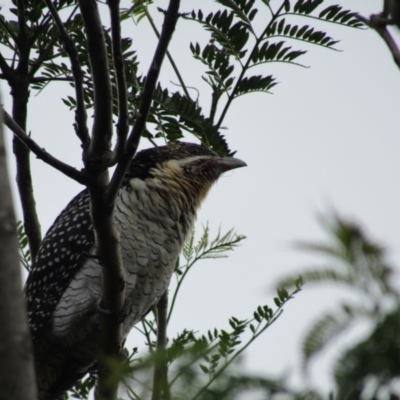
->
[[217, 157, 247, 172]]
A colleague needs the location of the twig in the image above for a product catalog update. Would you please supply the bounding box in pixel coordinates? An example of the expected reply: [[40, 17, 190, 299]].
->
[[11, 0, 43, 260], [146, 8, 191, 99], [76, 4, 125, 400], [151, 292, 170, 400], [106, 0, 181, 205], [108, 0, 129, 165], [3, 109, 92, 186], [44, 0, 90, 146], [29, 5, 79, 78], [357, 13, 400, 70], [78, 0, 113, 159]]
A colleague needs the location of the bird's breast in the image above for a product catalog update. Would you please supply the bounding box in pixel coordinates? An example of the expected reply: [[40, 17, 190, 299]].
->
[[116, 185, 195, 336]]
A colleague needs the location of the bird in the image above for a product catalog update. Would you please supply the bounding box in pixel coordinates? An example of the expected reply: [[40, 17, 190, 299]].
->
[[24, 142, 246, 400]]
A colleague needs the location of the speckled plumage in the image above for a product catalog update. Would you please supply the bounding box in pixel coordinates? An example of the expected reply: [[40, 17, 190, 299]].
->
[[25, 142, 246, 400]]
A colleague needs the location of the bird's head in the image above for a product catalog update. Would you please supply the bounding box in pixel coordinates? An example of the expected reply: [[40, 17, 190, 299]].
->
[[125, 142, 246, 209]]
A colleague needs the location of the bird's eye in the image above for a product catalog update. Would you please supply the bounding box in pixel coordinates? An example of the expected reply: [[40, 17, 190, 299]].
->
[[184, 166, 193, 174]]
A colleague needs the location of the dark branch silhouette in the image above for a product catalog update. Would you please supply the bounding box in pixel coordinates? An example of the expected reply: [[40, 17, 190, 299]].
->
[[3, 109, 92, 186], [106, 0, 181, 205], [44, 0, 90, 146]]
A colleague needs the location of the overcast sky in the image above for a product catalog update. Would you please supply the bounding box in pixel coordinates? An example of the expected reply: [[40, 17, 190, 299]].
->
[[2, 0, 400, 395]]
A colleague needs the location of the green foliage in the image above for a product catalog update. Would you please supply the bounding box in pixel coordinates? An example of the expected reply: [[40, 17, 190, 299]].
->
[[275, 215, 400, 399], [17, 220, 31, 271], [123, 287, 302, 400], [185, 0, 364, 129], [335, 309, 400, 400], [150, 87, 234, 155], [277, 216, 397, 367], [64, 225, 303, 400], [0, 0, 364, 156], [2, 1, 381, 399]]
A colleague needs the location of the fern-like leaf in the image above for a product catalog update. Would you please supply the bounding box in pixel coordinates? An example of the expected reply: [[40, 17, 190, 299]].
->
[[302, 303, 363, 365], [216, 0, 258, 33], [234, 75, 276, 98], [151, 86, 234, 155], [294, 0, 324, 15], [188, 10, 250, 59], [319, 5, 364, 28], [266, 19, 339, 49]]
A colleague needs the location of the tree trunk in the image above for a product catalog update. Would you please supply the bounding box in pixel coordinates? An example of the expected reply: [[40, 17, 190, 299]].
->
[[0, 105, 37, 400]]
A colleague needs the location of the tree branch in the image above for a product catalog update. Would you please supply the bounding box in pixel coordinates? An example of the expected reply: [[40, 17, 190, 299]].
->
[[146, 8, 191, 99], [106, 0, 181, 205], [152, 291, 170, 400], [216, 1, 287, 130], [11, 1, 43, 260], [357, 13, 400, 70], [3, 109, 92, 186], [78, 0, 113, 162], [108, 0, 129, 165], [43, 0, 90, 146]]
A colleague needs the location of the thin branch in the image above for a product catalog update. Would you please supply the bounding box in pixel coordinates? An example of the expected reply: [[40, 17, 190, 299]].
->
[[75, 4, 126, 400], [43, 0, 90, 146], [28, 34, 59, 79], [3, 109, 92, 186], [108, 0, 129, 165], [152, 292, 170, 400], [16, 0, 28, 69], [146, 8, 191, 99], [357, 13, 400, 70], [106, 0, 181, 205], [9, 0, 43, 261], [78, 0, 113, 159]]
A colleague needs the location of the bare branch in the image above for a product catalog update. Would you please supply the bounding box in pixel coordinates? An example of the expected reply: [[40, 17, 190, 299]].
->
[[106, 0, 181, 205], [152, 292, 170, 400], [78, 0, 113, 161], [29, 5, 79, 78], [91, 186, 125, 400], [6, 0, 43, 260], [146, 9, 191, 99], [43, 0, 90, 146], [357, 13, 400, 70], [108, 0, 129, 165], [3, 109, 92, 186]]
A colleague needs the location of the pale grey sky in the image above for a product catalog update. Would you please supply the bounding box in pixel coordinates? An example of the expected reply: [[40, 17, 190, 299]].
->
[[3, 0, 400, 395]]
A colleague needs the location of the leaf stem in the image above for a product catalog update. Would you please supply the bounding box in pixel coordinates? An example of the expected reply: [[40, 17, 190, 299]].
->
[[145, 8, 191, 99], [216, 1, 287, 130]]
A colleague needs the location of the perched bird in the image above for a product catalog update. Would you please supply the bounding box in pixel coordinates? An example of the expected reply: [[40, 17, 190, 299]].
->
[[25, 142, 246, 400]]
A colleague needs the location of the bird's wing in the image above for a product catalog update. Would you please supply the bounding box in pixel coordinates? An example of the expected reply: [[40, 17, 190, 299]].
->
[[25, 189, 95, 339]]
